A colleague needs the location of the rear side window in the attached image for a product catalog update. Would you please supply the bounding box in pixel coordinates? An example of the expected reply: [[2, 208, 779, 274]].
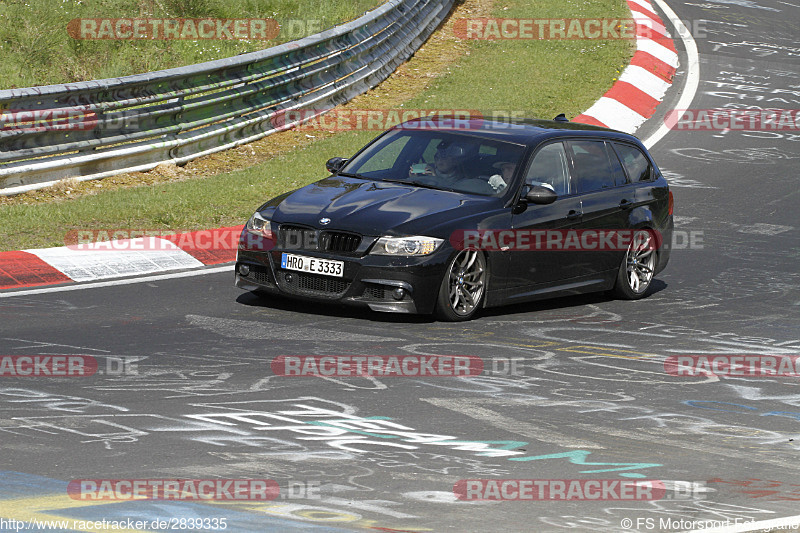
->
[[613, 143, 652, 182], [524, 142, 570, 196], [606, 142, 628, 186], [567, 140, 618, 193]]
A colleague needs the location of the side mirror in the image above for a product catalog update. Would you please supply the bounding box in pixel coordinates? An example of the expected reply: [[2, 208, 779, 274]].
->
[[326, 157, 347, 174], [525, 185, 557, 204]]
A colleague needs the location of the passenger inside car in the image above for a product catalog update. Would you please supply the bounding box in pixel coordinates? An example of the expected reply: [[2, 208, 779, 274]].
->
[[525, 142, 569, 195], [411, 141, 498, 195]]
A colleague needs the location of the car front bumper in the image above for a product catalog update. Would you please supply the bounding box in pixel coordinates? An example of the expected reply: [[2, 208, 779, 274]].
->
[[234, 239, 450, 315]]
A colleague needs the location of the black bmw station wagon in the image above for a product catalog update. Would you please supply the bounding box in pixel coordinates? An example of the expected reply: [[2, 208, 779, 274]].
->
[[235, 116, 673, 321]]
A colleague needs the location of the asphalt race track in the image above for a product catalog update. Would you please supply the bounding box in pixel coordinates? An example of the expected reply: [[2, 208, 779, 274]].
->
[[1, 1, 799, 531]]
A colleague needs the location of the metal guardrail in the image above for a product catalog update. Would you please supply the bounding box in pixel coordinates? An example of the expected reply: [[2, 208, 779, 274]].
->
[[0, 0, 454, 195]]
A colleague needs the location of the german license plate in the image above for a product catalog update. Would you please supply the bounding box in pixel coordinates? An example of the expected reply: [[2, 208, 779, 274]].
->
[[281, 253, 344, 277]]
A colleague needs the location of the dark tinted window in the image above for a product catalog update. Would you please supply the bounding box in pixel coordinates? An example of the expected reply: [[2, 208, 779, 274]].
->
[[524, 142, 569, 196], [614, 143, 652, 182], [358, 136, 411, 173], [344, 129, 525, 196], [606, 142, 629, 186], [567, 140, 616, 193]]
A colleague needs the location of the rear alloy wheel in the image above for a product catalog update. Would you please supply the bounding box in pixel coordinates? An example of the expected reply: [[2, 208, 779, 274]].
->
[[434, 249, 486, 321], [613, 228, 656, 299]]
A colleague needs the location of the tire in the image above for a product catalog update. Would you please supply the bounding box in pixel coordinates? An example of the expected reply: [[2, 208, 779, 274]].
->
[[612, 228, 657, 299], [434, 250, 487, 321]]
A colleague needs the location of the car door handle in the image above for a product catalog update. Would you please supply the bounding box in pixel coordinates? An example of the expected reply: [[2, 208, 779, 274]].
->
[[619, 199, 633, 209], [566, 210, 582, 220]]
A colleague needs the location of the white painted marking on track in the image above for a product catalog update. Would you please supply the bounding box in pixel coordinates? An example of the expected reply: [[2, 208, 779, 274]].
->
[[26, 238, 203, 282], [628, 0, 658, 13], [186, 314, 403, 342], [631, 12, 670, 37], [736, 223, 793, 236], [672, 215, 698, 226], [636, 37, 680, 67], [0, 265, 231, 298], [642, 0, 700, 149], [583, 97, 648, 133], [619, 65, 673, 100]]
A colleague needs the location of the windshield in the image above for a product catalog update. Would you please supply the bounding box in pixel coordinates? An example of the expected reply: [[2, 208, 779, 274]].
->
[[342, 129, 526, 196]]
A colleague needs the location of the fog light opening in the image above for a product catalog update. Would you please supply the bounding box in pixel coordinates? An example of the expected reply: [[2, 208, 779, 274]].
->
[[238, 264, 250, 276], [391, 287, 405, 300]]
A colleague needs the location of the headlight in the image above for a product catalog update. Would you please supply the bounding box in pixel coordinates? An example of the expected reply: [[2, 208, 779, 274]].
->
[[371, 236, 444, 256], [246, 211, 273, 239]]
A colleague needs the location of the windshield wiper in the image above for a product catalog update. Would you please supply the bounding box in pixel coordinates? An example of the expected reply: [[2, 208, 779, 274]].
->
[[381, 178, 456, 192]]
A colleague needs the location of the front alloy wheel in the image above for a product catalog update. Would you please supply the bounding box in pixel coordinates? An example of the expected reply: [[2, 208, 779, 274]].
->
[[435, 250, 486, 321], [613, 228, 656, 299]]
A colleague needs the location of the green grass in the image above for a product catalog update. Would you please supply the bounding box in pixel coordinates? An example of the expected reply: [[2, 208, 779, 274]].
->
[[0, 0, 381, 88], [0, 0, 634, 251], [1, 132, 375, 250], [413, 0, 633, 118]]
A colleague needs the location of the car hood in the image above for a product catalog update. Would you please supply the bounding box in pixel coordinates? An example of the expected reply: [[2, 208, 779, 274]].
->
[[267, 176, 498, 236]]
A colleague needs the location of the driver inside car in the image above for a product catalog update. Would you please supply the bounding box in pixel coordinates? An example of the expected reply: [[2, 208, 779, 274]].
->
[[409, 142, 467, 183], [410, 142, 498, 195], [487, 160, 515, 192]]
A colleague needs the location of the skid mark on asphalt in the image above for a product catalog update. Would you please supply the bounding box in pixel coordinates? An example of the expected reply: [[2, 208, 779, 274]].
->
[[185, 314, 403, 342], [411, 330, 658, 360], [2, 338, 112, 353], [421, 398, 604, 450], [554, 345, 656, 359]]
